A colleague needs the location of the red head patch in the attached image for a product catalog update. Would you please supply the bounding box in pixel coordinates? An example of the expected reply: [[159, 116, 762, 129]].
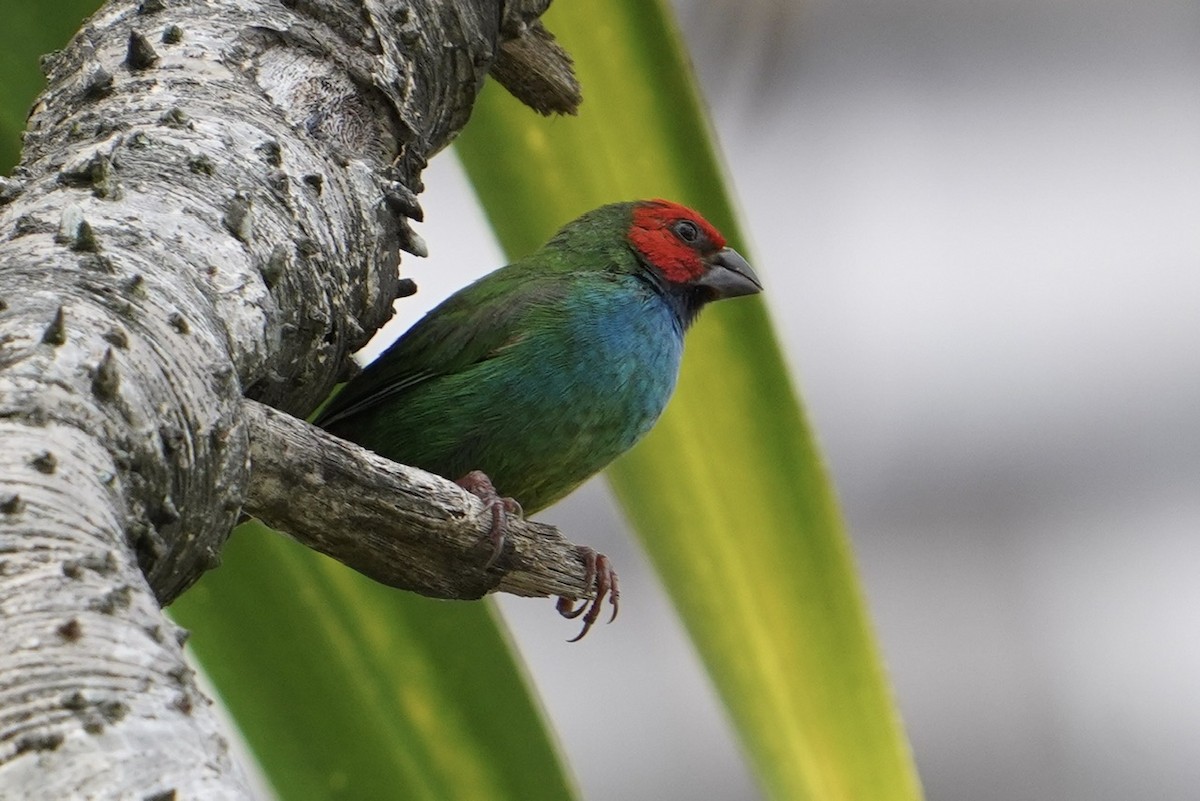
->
[[628, 200, 727, 284]]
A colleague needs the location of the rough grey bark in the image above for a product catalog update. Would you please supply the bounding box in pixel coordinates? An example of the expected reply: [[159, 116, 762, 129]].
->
[[245, 400, 597, 600], [0, 0, 586, 796]]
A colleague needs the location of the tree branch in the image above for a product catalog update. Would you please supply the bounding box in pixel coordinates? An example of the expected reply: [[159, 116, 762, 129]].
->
[[0, 0, 581, 795], [243, 400, 592, 601], [490, 20, 582, 116]]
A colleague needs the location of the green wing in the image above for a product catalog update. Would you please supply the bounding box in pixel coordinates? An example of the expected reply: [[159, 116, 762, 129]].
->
[[315, 260, 569, 429]]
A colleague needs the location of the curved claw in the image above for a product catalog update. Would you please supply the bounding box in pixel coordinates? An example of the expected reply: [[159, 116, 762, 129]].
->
[[556, 594, 586, 620], [557, 546, 620, 642], [457, 470, 523, 568]]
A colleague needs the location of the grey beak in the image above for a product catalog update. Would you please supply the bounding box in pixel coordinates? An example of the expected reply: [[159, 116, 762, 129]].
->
[[697, 247, 762, 299]]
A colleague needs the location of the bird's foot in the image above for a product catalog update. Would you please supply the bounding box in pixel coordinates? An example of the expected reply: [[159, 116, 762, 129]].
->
[[457, 470, 523, 568], [556, 546, 620, 642]]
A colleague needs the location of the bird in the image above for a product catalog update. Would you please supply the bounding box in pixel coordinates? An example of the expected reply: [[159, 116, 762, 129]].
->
[[316, 199, 761, 639]]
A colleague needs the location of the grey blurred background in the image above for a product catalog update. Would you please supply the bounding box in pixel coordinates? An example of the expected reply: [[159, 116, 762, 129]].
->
[[366, 1, 1200, 798]]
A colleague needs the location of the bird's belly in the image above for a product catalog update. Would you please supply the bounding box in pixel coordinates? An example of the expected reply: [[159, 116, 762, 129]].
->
[[474, 300, 683, 511], [497, 338, 679, 510]]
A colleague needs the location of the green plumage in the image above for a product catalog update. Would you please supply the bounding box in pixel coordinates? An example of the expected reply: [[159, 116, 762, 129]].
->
[[316, 200, 759, 513]]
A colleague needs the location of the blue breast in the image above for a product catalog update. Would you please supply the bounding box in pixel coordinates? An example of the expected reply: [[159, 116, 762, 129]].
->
[[482, 273, 685, 509], [562, 276, 684, 443]]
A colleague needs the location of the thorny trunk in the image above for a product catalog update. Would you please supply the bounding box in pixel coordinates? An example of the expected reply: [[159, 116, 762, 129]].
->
[[0, 0, 577, 796]]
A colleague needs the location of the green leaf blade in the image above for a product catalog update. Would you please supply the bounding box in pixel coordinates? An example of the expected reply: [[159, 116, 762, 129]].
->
[[455, 2, 923, 799], [171, 525, 577, 801]]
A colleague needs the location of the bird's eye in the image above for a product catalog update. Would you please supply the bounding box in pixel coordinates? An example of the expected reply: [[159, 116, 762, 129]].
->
[[673, 220, 700, 243]]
